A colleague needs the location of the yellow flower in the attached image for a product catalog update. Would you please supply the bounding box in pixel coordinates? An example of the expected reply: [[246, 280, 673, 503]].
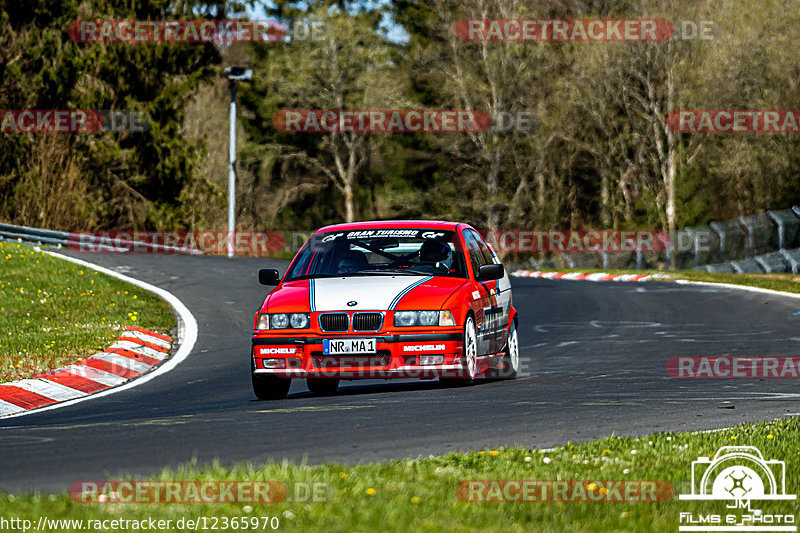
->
[[489, 450, 499, 456], [767, 434, 774, 439], [410, 496, 421, 504], [599, 488, 609, 495], [478, 451, 486, 456], [366, 488, 376, 496], [602, 449, 611, 454], [586, 483, 598, 491], [339, 472, 347, 479], [731, 435, 737, 440]]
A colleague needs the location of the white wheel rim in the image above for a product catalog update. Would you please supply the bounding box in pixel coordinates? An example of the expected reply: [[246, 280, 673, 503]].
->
[[465, 318, 477, 379], [508, 326, 519, 373]]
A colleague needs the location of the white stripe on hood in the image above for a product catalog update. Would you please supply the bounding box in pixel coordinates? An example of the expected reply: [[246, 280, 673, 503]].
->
[[311, 276, 432, 311]]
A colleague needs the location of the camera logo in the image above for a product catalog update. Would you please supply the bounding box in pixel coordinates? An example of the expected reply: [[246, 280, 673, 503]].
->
[[680, 446, 793, 501], [677, 446, 795, 533]]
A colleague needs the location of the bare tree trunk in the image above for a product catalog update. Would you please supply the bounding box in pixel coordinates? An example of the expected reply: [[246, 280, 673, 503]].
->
[[600, 174, 610, 226], [343, 181, 354, 223], [665, 69, 677, 269], [487, 146, 501, 230]]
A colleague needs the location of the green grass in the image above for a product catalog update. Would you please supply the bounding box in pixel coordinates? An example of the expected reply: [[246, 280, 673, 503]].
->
[[2, 418, 798, 532], [0, 241, 175, 382]]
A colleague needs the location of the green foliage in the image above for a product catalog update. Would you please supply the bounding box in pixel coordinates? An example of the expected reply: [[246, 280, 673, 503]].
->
[[0, 0, 227, 230], [3, 0, 800, 235]]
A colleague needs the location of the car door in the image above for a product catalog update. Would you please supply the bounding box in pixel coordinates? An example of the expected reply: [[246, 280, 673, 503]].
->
[[472, 231, 512, 352], [462, 229, 497, 355]]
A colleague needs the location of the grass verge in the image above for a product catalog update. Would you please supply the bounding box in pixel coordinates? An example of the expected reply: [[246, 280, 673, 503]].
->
[[0, 241, 175, 382], [1, 418, 797, 532]]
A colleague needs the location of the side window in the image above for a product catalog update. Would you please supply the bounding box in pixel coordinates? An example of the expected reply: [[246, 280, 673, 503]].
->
[[463, 230, 488, 276], [469, 230, 496, 266]]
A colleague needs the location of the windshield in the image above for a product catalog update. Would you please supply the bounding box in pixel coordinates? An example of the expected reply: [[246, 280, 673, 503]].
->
[[285, 229, 467, 280]]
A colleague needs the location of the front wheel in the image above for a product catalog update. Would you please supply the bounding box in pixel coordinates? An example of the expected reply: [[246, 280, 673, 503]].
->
[[450, 315, 479, 386], [307, 378, 339, 396], [252, 373, 292, 400], [490, 320, 519, 380]]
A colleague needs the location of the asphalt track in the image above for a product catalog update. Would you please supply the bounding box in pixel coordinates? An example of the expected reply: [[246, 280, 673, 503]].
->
[[2, 252, 800, 493]]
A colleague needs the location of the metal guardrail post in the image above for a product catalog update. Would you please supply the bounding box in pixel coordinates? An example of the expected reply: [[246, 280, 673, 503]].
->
[[780, 249, 800, 274], [767, 211, 785, 250], [709, 221, 725, 263], [738, 216, 755, 257]]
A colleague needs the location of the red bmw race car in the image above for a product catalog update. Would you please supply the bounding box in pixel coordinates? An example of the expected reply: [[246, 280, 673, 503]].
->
[[251, 220, 519, 400]]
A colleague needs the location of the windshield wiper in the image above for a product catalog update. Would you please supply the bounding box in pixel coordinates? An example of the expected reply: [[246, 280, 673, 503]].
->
[[353, 268, 432, 276], [289, 273, 345, 281]]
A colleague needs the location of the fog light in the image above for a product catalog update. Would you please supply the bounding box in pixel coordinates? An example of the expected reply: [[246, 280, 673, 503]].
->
[[419, 355, 444, 366], [262, 358, 287, 369]]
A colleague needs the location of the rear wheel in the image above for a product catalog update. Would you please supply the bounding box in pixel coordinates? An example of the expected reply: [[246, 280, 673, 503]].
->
[[490, 320, 519, 380], [252, 360, 292, 400], [307, 378, 339, 396]]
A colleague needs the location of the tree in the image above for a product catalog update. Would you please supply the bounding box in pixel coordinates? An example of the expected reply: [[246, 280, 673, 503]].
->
[[241, 6, 403, 224]]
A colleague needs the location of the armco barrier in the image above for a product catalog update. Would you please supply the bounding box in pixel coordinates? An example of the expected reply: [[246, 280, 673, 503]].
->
[[4, 207, 800, 272]]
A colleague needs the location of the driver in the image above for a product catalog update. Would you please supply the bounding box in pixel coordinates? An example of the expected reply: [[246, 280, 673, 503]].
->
[[336, 249, 369, 274], [418, 239, 451, 270]]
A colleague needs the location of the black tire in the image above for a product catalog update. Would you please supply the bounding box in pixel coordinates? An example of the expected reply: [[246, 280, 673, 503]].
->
[[450, 314, 479, 386], [307, 378, 339, 396], [489, 320, 519, 380], [251, 358, 292, 400]]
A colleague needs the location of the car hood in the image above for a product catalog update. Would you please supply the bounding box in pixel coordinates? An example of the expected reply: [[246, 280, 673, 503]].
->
[[264, 276, 467, 313]]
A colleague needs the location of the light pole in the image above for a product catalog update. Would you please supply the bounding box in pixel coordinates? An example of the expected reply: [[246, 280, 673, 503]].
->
[[224, 66, 252, 258]]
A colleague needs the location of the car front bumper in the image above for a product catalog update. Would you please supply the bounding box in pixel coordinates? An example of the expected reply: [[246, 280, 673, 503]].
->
[[251, 331, 478, 379]]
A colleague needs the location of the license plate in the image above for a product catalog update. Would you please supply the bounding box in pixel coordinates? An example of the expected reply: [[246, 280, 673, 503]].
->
[[323, 338, 376, 355]]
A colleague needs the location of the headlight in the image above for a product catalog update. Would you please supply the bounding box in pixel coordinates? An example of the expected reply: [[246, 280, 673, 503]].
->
[[394, 310, 456, 327], [417, 311, 439, 326], [260, 313, 310, 330], [290, 313, 310, 328], [270, 313, 289, 329], [394, 311, 418, 327]]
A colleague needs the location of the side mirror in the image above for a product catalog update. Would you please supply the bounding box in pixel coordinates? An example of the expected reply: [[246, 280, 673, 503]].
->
[[476, 263, 504, 281], [258, 268, 280, 286]]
